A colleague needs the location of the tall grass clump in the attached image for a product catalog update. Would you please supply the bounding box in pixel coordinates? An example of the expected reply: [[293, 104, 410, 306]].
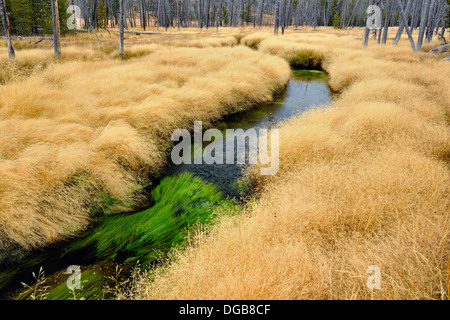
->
[[255, 35, 328, 70], [132, 29, 450, 300], [0, 42, 290, 253]]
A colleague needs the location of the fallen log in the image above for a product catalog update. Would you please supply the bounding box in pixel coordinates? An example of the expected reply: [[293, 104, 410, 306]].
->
[[71, 29, 157, 35], [109, 30, 158, 35], [28, 38, 46, 46], [430, 43, 450, 53], [91, 26, 101, 44], [1, 35, 52, 40], [124, 31, 158, 35]]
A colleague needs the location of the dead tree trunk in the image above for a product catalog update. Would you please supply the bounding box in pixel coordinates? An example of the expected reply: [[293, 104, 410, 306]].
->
[[0, 0, 14, 60], [216, 0, 220, 33], [119, 0, 125, 56], [393, 0, 412, 45], [176, 0, 180, 31], [429, 43, 450, 52], [141, 0, 146, 31], [51, 0, 61, 58], [206, 0, 211, 29], [417, 0, 431, 50], [346, 0, 362, 29], [90, 0, 98, 30], [395, 0, 417, 50], [363, 0, 374, 47], [258, 0, 264, 30], [219, 0, 223, 27], [198, 0, 203, 28], [425, 0, 440, 43], [274, 0, 280, 34], [91, 26, 101, 44], [107, 0, 115, 28], [156, 0, 160, 31], [381, 0, 391, 44]]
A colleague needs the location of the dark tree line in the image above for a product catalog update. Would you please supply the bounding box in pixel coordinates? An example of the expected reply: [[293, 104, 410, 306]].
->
[[0, 0, 70, 34]]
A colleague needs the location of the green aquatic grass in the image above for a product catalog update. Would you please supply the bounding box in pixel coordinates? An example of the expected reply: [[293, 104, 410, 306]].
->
[[64, 173, 226, 266], [15, 269, 105, 300], [0, 269, 18, 291], [45, 270, 105, 300], [291, 69, 328, 81], [1, 173, 237, 298]]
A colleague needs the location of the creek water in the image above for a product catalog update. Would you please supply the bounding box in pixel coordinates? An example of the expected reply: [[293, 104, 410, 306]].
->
[[0, 70, 331, 299], [167, 70, 332, 198]]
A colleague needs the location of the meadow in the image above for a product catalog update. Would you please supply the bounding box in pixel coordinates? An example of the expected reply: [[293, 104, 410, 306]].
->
[[1, 26, 449, 300]]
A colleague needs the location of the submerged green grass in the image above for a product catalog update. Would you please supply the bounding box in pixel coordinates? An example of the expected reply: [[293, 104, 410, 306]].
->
[[15, 269, 105, 300], [1, 172, 237, 299], [64, 173, 227, 266], [291, 69, 329, 81]]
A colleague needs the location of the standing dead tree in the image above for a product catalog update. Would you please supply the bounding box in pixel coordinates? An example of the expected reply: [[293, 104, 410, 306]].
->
[[51, 0, 61, 58], [0, 0, 14, 60], [363, 0, 375, 47], [274, 0, 280, 34], [393, 0, 412, 45], [417, 0, 431, 50], [119, 0, 125, 56], [396, 0, 417, 50], [381, 0, 391, 44], [141, 0, 147, 31]]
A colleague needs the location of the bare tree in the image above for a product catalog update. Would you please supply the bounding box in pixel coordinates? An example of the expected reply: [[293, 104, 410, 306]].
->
[[206, 0, 211, 29], [425, 0, 436, 42], [0, 0, 14, 61], [90, 0, 98, 30], [51, 0, 61, 58], [417, 0, 431, 50], [274, 0, 280, 34], [141, 0, 147, 30], [396, 0, 417, 50], [393, 0, 413, 45], [119, 0, 125, 56], [157, 0, 161, 31], [363, 0, 375, 47], [176, 0, 180, 31], [381, 0, 391, 44], [258, 0, 265, 30]]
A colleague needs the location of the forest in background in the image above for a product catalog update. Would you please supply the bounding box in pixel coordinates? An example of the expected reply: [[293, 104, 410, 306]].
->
[[1, 0, 449, 35]]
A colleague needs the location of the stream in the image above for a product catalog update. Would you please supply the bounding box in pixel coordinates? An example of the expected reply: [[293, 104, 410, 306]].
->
[[167, 69, 331, 198], [0, 70, 331, 300]]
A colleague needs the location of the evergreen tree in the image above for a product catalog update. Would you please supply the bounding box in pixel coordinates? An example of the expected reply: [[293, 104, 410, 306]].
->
[[244, 0, 253, 23], [0, 0, 69, 35], [7, 0, 33, 34]]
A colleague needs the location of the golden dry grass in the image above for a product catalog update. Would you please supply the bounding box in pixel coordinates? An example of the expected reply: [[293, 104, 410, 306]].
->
[[0, 35, 290, 252], [127, 28, 450, 300]]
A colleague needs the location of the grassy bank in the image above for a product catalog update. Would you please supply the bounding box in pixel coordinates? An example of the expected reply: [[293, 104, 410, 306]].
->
[[0, 35, 290, 254], [129, 29, 449, 300]]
